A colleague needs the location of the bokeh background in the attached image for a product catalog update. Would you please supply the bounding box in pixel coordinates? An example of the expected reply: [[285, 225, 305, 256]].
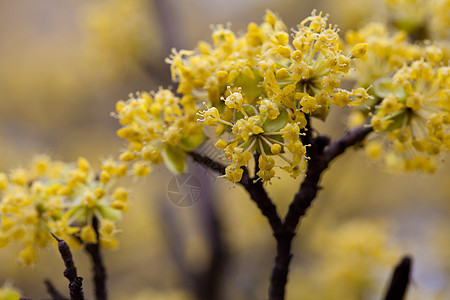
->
[[0, 0, 449, 299]]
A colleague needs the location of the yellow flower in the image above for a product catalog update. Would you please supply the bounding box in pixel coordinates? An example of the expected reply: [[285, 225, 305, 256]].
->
[[80, 225, 98, 244], [0, 156, 130, 264], [115, 89, 204, 177], [367, 62, 450, 172]]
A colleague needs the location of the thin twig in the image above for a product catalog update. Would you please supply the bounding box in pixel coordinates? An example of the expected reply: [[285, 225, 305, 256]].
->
[[240, 167, 283, 233], [384, 256, 413, 300], [51, 233, 84, 300], [325, 125, 372, 161], [193, 166, 227, 300], [44, 280, 68, 300], [189, 152, 283, 232], [189, 151, 226, 175]]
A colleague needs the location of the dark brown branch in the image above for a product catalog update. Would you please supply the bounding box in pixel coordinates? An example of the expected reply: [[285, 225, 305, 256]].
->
[[189, 125, 372, 300], [84, 218, 108, 300], [189, 151, 226, 175], [51, 234, 84, 300], [189, 151, 283, 233], [51, 233, 78, 282], [384, 256, 413, 300], [269, 125, 372, 300], [44, 280, 68, 300], [284, 135, 330, 232], [68, 278, 84, 300], [159, 198, 193, 280], [240, 167, 283, 233], [193, 167, 227, 300], [324, 125, 372, 161], [159, 164, 228, 300]]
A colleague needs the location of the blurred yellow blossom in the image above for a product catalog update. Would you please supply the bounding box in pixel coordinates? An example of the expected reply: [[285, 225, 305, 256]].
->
[[293, 220, 399, 300], [82, 0, 160, 77], [366, 61, 450, 172], [0, 155, 129, 264]]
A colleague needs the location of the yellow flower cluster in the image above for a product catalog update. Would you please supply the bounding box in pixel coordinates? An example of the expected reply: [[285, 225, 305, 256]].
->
[[429, 0, 450, 39], [345, 22, 449, 129], [0, 155, 129, 265], [0, 282, 21, 300], [366, 61, 450, 172], [166, 11, 371, 182], [116, 10, 448, 180], [115, 89, 204, 175], [300, 220, 399, 300], [197, 90, 309, 182], [167, 10, 287, 106], [384, 0, 450, 39], [83, 0, 159, 77], [346, 23, 423, 87]]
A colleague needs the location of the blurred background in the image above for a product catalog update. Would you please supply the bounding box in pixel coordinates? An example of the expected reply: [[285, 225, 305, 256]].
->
[[0, 0, 449, 299]]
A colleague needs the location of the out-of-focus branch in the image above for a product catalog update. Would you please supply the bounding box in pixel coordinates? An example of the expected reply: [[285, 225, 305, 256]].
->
[[159, 164, 228, 300], [383, 256, 413, 300], [44, 280, 68, 300], [84, 218, 108, 300], [159, 198, 193, 281], [192, 167, 227, 300], [141, 0, 179, 87]]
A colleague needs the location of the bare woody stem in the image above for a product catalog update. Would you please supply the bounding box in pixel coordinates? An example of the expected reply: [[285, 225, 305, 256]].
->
[[269, 126, 371, 300], [50, 233, 84, 300], [189, 124, 372, 300], [45, 280, 69, 300], [84, 217, 108, 300]]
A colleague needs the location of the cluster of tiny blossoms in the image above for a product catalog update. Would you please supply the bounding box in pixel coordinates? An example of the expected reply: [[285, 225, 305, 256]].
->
[[345, 22, 448, 89], [365, 61, 450, 172], [383, 0, 450, 39], [115, 10, 448, 180], [0, 155, 129, 265], [168, 11, 370, 182], [115, 88, 204, 175]]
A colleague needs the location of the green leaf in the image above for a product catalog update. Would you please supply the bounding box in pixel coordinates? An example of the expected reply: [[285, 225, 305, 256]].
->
[[99, 206, 122, 222], [233, 71, 264, 103], [374, 78, 406, 99], [233, 104, 259, 122], [311, 104, 330, 121], [179, 131, 205, 152], [162, 144, 187, 174], [262, 108, 289, 132], [386, 110, 408, 132]]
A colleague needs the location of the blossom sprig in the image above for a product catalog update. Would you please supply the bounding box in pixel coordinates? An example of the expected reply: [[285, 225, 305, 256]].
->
[[115, 88, 204, 175], [365, 61, 450, 172], [383, 0, 450, 40], [258, 10, 371, 121], [0, 155, 129, 265], [197, 89, 308, 182], [156, 11, 371, 183], [166, 10, 288, 107], [345, 22, 447, 89], [167, 10, 370, 115]]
